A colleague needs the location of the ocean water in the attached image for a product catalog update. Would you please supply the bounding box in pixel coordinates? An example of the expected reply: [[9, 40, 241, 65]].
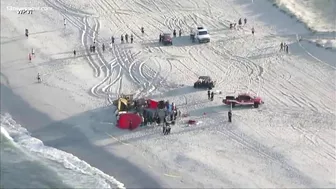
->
[[0, 113, 125, 189], [271, 0, 336, 32]]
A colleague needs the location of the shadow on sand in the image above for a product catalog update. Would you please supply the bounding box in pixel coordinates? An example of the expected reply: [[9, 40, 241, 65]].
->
[[189, 103, 256, 117], [142, 36, 202, 48], [0, 84, 162, 188]]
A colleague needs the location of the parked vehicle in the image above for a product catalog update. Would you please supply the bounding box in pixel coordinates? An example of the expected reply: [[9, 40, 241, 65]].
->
[[195, 26, 210, 43], [223, 93, 263, 108], [162, 32, 173, 45], [194, 76, 215, 89]]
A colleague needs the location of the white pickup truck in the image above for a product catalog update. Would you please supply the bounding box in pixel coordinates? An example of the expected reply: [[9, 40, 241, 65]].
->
[[195, 26, 210, 43]]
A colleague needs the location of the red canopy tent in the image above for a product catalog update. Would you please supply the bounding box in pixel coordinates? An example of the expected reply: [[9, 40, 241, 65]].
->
[[148, 99, 158, 109], [117, 113, 142, 130]]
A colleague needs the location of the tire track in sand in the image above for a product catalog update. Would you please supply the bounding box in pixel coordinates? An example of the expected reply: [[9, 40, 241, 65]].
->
[[45, 0, 122, 102]]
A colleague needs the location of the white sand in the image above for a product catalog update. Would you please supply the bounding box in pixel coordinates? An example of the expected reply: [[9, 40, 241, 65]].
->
[[1, 0, 335, 188]]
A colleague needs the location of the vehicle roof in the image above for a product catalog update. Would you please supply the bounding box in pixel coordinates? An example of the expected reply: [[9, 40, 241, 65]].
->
[[199, 76, 210, 80], [197, 29, 208, 32]]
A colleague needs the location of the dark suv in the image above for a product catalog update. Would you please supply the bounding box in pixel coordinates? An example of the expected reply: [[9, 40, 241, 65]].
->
[[162, 33, 173, 45]]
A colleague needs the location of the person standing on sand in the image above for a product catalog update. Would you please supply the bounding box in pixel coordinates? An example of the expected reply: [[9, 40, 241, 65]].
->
[[125, 33, 129, 43], [28, 53, 32, 62], [37, 73, 41, 83], [228, 110, 232, 123]]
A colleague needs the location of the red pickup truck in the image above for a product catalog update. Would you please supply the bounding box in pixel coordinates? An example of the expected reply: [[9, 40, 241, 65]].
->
[[222, 93, 264, 108]]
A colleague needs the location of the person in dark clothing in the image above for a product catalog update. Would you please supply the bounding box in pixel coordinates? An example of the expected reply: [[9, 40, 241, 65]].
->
[[210, 91, 214, 101], [125, 34, 128, 43], [165, 126, 171, 135], [228, 111, 232, 122], [244, 18, 247, 25], [159, 33, 162, 42], [163, 122, 171, 135], [156, 117, 161, 124], [285, 45, 289, 54], [25, 29, 29, 37], [102, 43, 105, 51], [111, 36, 115, 44], [92, 45, 96, 52], [130, 34, 133, 43], [37, 73, 41, 83], [280, 42, 283, 51], [141, 27, 144, 34], [230, 23, 233, 29], [179, 29, 182, 37], [251, 27, 255, 35], [148, 116, 152, 125], [163, 124, 166, 134], [121, 35, 124, 43], [173, 29, 176, 37], [207, 90, 211, 100], [238, 18, 242, 26], [73, 50, 76, 56], [143, 116, 148, 126]]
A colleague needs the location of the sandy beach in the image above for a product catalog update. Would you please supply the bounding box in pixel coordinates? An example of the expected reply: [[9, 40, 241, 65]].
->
[[1, 0, 335, 188]]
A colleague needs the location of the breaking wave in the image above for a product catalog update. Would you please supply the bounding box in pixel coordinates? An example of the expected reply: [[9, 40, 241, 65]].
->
[[0, 113, 125, 189]]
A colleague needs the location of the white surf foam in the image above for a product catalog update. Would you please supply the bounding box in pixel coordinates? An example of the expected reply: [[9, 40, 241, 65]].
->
[[270, 0, 336, 32], [1, 125, 14, 142], [0, 113, 125, 189]]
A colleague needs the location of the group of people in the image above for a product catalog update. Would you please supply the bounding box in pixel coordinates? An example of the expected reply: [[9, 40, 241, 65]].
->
[[89, 43, 96, 53], [230, 18, 247, 29], [207, 89, 215, 101], [110, 27, 145, 45], [229, 18, 255, 35], [173, 29, 182, 38], [280, 42, 289, 53], [120, 33, 134, 43], [136, 100, 181, 135]]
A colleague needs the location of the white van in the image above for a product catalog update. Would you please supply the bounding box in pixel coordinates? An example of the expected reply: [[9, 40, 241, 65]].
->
[[195, 26, 210, 43]]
